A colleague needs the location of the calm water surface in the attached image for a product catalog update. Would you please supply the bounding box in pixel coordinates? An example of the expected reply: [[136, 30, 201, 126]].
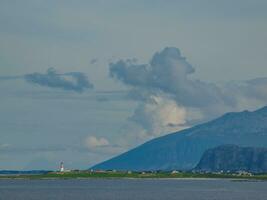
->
[[0, 179, 266, 200]]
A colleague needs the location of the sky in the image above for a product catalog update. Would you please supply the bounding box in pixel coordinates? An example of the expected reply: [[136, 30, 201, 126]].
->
[[0, 0, 267, 170]]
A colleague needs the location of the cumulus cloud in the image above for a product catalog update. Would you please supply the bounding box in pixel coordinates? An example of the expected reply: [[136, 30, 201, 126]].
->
[[109, 47, 267, 139], [84, 136, 110, 149], [235, 78, 267, 103], [110, 47, 227, 108], [24, 68, 94, 92], [130, 95, 188, 138], [83, 136, 126, 155]]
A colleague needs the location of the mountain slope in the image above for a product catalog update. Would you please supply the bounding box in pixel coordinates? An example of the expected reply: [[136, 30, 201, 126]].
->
[[195, 145, 267, 173], [92, 106, 267, 171]]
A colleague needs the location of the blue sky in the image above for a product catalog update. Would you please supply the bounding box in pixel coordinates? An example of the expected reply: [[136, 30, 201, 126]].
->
[[0, 0, 267, 170]]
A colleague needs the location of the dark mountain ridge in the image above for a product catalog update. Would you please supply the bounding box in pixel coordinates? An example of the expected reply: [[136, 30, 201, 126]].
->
[[195, 145, 267, 173], [92, 106, 267, 171]]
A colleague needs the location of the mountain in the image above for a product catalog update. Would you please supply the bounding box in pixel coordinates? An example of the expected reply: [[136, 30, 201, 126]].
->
[[195, 145, 267, 173], [92, 106, 267, 171]]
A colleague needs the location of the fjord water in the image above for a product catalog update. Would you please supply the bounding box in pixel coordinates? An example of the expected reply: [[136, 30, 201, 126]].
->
[[0, 179, 267, 200]]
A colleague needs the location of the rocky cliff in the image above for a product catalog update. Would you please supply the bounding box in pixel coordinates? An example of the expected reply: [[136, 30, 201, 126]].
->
[[195, 145, 267, 173]]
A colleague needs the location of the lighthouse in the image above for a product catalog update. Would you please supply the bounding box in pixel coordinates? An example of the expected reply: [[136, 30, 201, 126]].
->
[[60, 162, 64, 172]]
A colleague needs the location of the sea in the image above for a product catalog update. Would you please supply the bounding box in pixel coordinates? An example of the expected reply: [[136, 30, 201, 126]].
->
[[0, 178, 266, 200]]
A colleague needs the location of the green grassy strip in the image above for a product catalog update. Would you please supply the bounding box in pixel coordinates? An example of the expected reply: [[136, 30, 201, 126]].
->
[[1, 172, 267, 180]]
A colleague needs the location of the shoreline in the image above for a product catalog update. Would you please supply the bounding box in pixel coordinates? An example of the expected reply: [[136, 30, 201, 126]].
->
[[0, 178, 265, 182], [1, 172, 267, 181]]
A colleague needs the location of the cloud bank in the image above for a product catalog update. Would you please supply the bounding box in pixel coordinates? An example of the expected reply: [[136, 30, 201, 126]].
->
[[24, 68, 94, 92], [110, 47, 229, 108], [109, 47, 267, 139], [0, 68, 94, 93]]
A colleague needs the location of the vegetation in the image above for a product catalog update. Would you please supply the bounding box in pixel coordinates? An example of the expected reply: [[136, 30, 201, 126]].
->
[[1, 171, 267, 180]]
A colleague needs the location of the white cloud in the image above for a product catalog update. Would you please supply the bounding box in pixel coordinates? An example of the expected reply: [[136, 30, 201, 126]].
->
[[84, 136, 109, 149], [109, 47, 267, 141], [130, 95, 188, 138]]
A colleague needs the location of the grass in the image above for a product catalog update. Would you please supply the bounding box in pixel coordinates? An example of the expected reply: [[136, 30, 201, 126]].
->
[[1, 171, 267, 180]]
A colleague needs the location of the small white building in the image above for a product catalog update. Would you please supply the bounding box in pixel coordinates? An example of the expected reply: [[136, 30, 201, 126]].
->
[[171, 170, 179, 174], [237, 170, 252, 176]]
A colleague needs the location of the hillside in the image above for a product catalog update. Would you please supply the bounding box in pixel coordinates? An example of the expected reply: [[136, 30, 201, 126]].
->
[[92, 106, 267, 171]]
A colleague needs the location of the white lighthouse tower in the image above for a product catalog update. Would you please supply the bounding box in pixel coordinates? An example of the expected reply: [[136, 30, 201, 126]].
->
[[60, 162, 64, 172]]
